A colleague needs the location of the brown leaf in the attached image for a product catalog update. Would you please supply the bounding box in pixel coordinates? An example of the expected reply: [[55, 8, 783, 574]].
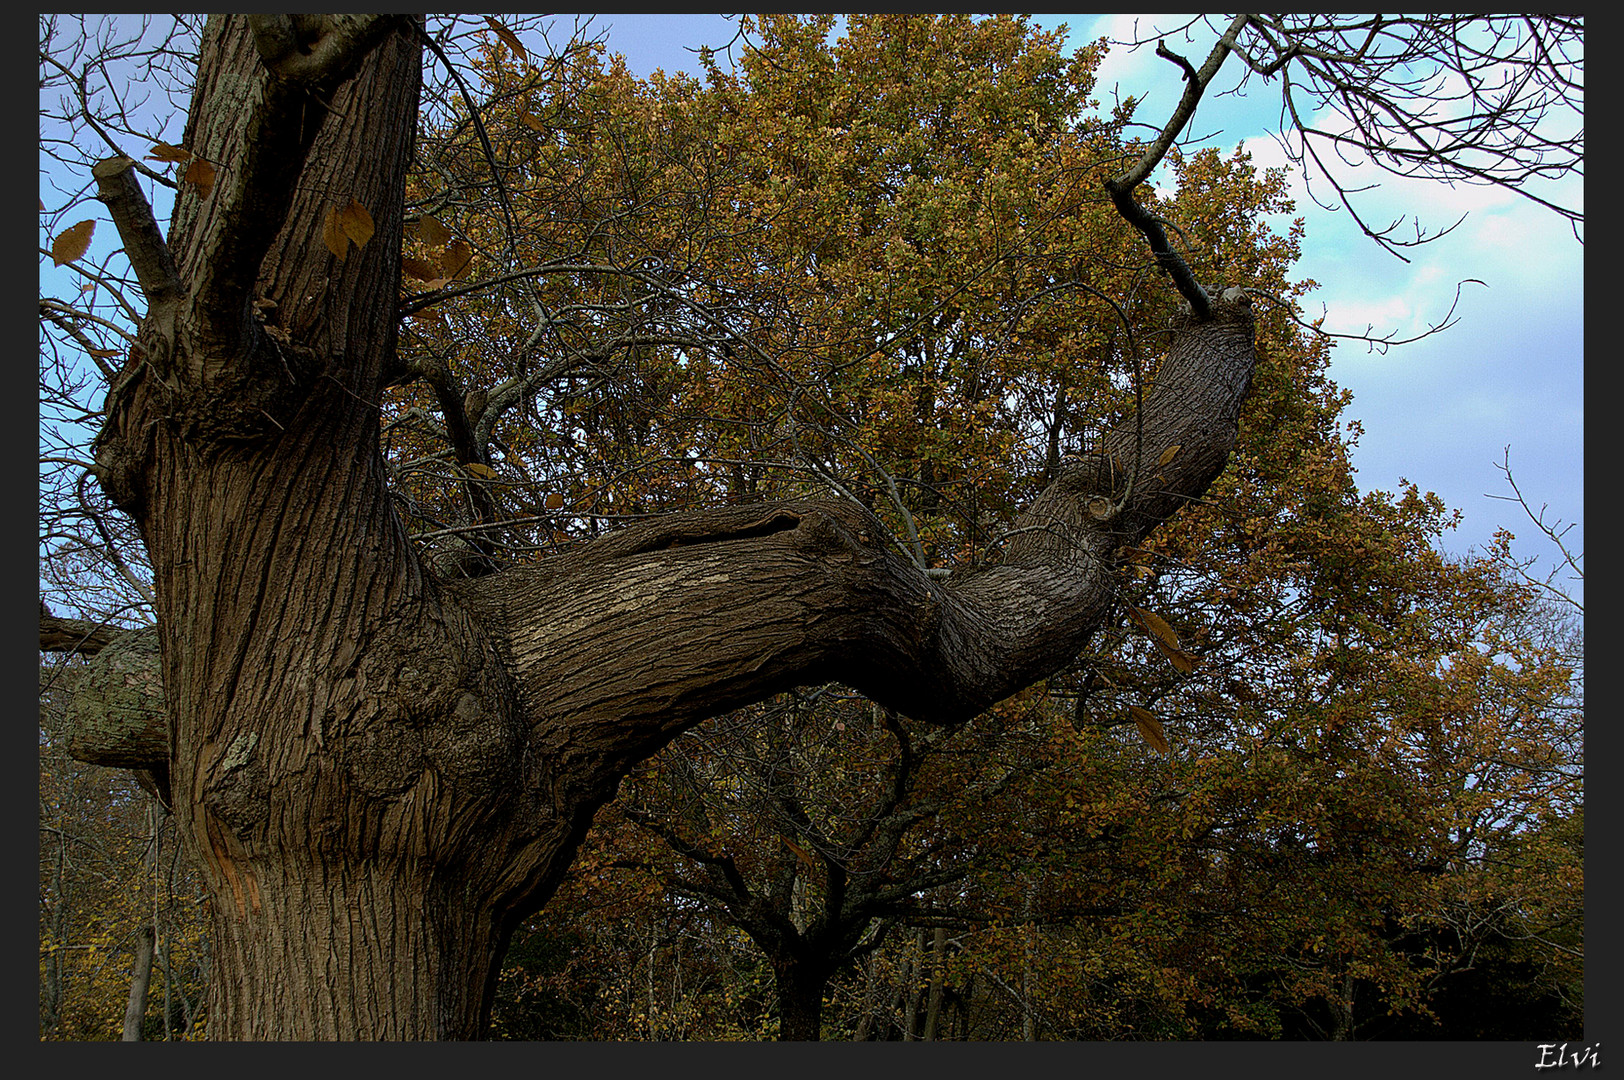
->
[[1152, 637, 1197, 674], [1156, 443, 1182, 467], [520, 111, 547, 132], [182, 158, 215, 198], [544, 493, 565, 510], [1129, 705, 1170, 755], [339, 199, 374, 249], [86, 347, 122, 359], [465, 462, 497, 480], [51, 219, 95, 266], [401, 255, 441, 282], [145, 141, 191, 163], [322, 206, 348, 259], [484, 17, 528, 61], [421, 277, 451, 292], [417, 214, 451, 248], [1229, 680, 1260, 703], [440, 239, 473, 279], [1128, 607, 1181, 651]]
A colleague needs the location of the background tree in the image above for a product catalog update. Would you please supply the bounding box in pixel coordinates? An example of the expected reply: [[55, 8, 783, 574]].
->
[[39, 645, 210, 1041], [38, 14, 1581, 1039]]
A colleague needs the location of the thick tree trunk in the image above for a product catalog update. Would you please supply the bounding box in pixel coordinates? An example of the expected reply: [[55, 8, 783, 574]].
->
[[83, 14, 1257, 1040], [775, 962, 830, 1041]]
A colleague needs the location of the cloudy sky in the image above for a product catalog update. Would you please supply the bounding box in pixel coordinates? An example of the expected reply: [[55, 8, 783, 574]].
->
[[580, 13, 1585, 599]]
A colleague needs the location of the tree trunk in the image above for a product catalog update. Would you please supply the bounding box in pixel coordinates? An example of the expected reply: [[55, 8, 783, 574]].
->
[[903, 928, 926, 1040], [775, 962, 829, 1041], [853, 955, 881, 1041], [922, 926, 947, 1040], [83, 14, 1258, 1039], [122, 925, 156, 1041]]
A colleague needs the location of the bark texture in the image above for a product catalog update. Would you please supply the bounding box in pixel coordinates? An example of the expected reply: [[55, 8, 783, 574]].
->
[[81, 14, 1257, 1039]]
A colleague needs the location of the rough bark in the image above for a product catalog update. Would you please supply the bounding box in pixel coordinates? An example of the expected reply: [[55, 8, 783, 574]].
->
[[78, 14, 1257, 1040], [121, 925, 157, 1041], [922, 925, 947, 1040]]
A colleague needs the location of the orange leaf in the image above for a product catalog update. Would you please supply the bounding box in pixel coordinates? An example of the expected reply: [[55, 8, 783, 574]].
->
[[145, 141, 191, 163], [51, 220, 95, 266], [783, 837, 817, 868], [1129, 705, 1169, 755], [484, 17, 527, 61], [183, 158, 215, 198], [339, 198, 374, 249], [441, 239, 473, 279]]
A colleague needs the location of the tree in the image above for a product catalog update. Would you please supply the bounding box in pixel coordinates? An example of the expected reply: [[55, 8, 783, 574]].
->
[[39, 14, 1581, 1039], [39, 651, 210, 1040]]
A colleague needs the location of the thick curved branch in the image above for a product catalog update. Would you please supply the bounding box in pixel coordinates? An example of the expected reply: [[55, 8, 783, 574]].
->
[[463, 291, 1257, 793], [66, 294, 1258, 824]]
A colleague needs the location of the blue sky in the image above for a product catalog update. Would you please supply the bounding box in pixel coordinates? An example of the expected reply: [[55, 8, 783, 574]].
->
[[582, 13, 1585, 599]]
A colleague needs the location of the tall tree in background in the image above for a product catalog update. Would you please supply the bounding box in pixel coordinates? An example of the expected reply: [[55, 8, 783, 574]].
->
[[39, 14, 1581, 1039]]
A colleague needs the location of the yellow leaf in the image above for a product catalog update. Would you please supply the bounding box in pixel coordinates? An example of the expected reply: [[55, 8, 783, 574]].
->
[[1129, 705, 1169, 755], [484, 17, 528, 62], [339, 199, 374, 249], [322, 206, 348, 259], [544, 493, 564, 510], [183, 158, 215, 198], [1156, 443, 1181, 467], [465, 462, 496, 480], [51, 219, 95, 266], [418, 214, 451, 248], [1128, 606, 1181, 651], [145, 141, 191, 163]]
